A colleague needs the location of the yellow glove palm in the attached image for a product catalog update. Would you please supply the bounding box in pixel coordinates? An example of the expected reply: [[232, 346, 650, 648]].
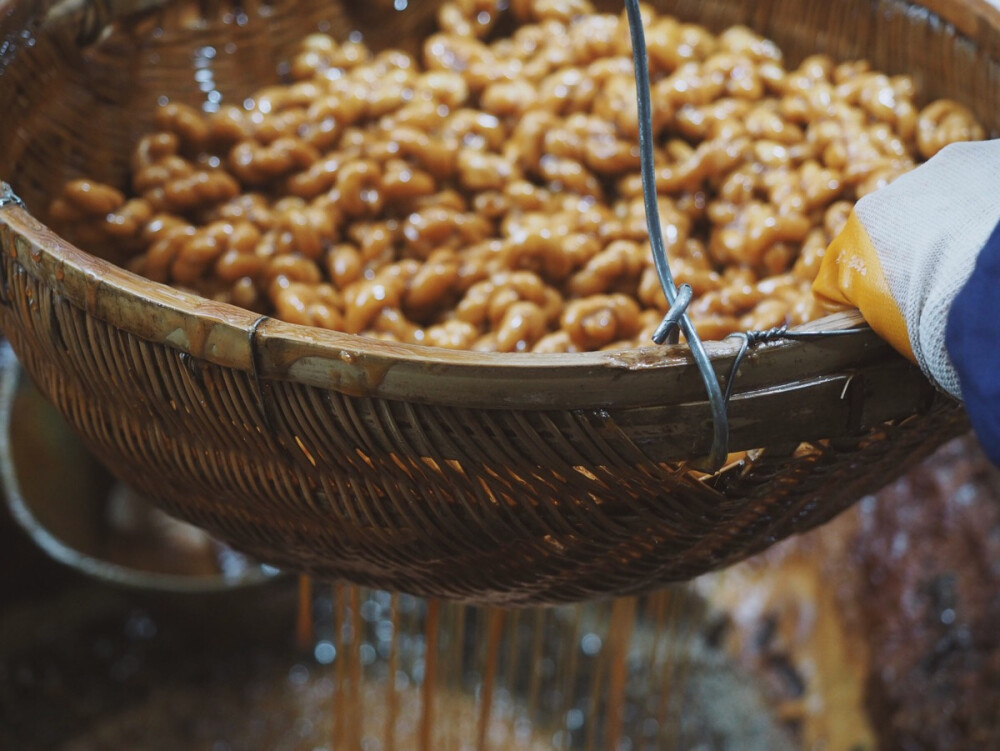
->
[[813, 140, 1000, 398]]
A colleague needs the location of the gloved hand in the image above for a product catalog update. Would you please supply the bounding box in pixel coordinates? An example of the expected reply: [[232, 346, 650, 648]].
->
[[813, 139, 1000, 464]]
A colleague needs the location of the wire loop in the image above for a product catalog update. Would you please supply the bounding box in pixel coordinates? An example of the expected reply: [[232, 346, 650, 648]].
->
[[0, 182, 26, 211], [624, 1, 872, 472], [652, 283, 692, 345], [723, 326, 870, 408], [248, 315, 275, 434], [624, 0, 729, 471]]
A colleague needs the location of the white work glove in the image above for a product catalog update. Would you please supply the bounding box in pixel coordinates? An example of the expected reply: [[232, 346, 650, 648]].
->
[[813, 139, 1000, 463]]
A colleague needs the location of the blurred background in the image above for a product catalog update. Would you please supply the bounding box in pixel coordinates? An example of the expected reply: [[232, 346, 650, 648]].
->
[[1, 351, 997, 751], [1, 0, 998, 746]]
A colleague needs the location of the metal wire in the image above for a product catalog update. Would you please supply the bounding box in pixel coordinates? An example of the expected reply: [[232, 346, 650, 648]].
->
[[624, 0, 729, 471], [651, 282, 692, 345], [248, 314, 275, 434], [0, 182, 26, 210], [723, 327, 870, 406], [623, 1, 874, 471], [0, 184, 25, 308]]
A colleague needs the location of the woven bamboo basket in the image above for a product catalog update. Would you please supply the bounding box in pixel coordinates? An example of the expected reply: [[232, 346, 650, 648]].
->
[[0, 0, 994, 605]]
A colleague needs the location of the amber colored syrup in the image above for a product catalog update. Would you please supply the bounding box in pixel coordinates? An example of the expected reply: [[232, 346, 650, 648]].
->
[[348, 586, 363, 749], [476, 608, 505, 751], [296, 576, 313, 651], [419, 599, 441, 751], [605, 597, 638, 750], [445, 603, 467, 751], [331, 583, 347, 750], [291, 583, 685, 750], [526, 608, 547, 724], [384, 594, 400, 751]]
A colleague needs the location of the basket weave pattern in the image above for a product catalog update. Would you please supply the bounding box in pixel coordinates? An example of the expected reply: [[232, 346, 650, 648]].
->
[[0, 228, 967, 603], [0, 0, 993, 604]]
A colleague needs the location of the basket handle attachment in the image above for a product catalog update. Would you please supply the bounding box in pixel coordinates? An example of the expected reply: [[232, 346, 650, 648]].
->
[[625, 1, 869, 472], [624, 0, 730, 472], [0, 183, 26, 308], [248, 314, 277, 435], [0, 182, 26, 211]]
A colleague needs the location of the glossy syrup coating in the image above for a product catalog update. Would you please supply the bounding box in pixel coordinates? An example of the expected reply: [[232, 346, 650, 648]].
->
[[50, 0, 985, 352]]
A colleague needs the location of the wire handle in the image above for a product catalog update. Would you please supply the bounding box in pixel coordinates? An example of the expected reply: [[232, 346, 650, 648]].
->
[[623, 1, 874, 472], [624, 0, 730, 471], [723, 326, 870, 404]]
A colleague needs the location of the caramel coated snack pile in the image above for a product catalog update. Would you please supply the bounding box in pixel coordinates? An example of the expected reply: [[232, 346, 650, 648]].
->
[[50, 0, 985, 353]]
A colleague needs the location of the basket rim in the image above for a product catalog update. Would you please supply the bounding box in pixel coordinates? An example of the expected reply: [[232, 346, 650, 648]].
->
[[0, 0, 994, 411], [0, 202, 902, 412]]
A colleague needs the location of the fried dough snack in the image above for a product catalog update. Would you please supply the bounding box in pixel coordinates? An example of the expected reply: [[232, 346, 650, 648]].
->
[[51, 0, 985, 352]]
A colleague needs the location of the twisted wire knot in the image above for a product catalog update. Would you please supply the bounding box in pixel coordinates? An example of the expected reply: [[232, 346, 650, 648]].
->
[[0, 182, 26, 210], [743, 326, 790, 347], [651, 283, 693, 345]]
